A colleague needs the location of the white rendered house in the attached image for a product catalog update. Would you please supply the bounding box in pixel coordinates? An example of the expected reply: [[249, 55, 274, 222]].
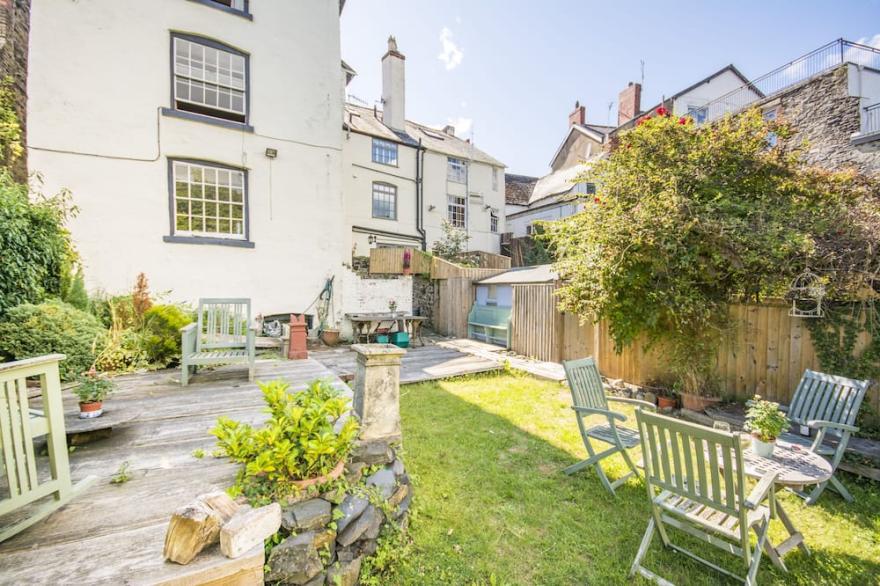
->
[[27, 0, 349, 316]]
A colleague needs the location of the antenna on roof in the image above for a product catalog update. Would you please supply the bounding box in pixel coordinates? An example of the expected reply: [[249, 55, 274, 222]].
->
[[606, 101, 613, 126]]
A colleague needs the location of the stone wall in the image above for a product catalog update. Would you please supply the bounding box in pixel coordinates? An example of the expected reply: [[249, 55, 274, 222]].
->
[[774, 65, 880, 177], [411, 275, 435, 326], [0, 0, 29, 181]]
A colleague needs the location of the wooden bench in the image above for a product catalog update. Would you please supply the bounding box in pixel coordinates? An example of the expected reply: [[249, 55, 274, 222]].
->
[[1, 354, 96, 542], [180, 299, 256, 386]]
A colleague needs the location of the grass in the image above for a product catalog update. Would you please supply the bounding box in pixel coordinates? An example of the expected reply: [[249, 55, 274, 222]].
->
[[388, 371, 880, 585]]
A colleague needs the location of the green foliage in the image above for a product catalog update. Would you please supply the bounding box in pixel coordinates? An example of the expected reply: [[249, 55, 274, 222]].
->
[[63, 267, 89, 311], [543, 108, 876, 394], [211, 379, 359, 503], [192, 448, 205, 459], [94, 327, 149, 372], [142, 304, 193, 366], [73, 369, 115, 403], [0, 300, 106, 381], [0, 172, 77, 315], [432, 220, 471, 260], [358, 522, 413, 586], [110, 461, 132, 485], [0, 77, 23, 169], [744, 395, 789, 442], [523, 229, 552, 266]]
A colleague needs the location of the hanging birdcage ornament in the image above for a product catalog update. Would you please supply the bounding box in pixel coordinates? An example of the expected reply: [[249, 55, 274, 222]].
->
[[787, 269, 825, 318]]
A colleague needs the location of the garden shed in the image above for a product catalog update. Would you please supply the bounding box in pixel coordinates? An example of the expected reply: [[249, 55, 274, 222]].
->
[[468, 265, 557, 347]]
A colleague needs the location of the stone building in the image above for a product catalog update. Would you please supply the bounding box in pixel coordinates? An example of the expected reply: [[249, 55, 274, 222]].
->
[[0, 0, 30, 180]]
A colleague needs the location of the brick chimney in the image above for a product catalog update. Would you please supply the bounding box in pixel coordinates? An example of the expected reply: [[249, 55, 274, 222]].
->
[[569, 101, 586, 126], [381, 36, 406, 132], [618, 82, 642, 126]]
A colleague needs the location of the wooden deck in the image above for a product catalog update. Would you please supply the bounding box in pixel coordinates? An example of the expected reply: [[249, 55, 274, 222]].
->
[[0, 359, 349, 586], [310, 338, 501, 384]]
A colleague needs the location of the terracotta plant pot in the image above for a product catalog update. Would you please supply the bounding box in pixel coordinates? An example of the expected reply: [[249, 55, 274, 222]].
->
[[79, 401, 104, 419], [320, 329, 340, 346], [679, 392, 721, 413], [657, 395, 677, 410], [751, 436, 776, 458], [291, 459, 346, 490]]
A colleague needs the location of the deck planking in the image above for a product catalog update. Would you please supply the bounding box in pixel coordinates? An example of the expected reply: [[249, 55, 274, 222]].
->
[[0, 358, 349, 585]]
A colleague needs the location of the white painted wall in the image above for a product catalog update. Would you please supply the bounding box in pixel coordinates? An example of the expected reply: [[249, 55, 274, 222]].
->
[[27, 0, 346, 318], [849, 64, 880, 108], [507, 201, 583, 238], [339, 267, 412, 339], [671, 69, 757, 116]]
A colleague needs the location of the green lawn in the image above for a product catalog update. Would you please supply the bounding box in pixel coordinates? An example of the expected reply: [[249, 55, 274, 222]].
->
[[388, 371, 880, 585]]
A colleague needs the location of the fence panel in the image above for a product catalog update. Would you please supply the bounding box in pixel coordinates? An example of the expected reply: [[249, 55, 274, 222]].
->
[[511, 284, 561, 361], [369, 248, 432, 275], [433, 277, 474, 338]]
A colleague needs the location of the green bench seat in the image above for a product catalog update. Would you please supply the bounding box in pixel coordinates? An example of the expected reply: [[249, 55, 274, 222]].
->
[[180, 298, 256, 386]]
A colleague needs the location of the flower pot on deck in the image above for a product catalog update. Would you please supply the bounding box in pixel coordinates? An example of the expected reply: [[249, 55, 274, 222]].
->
[[751, 436, 776, 458], [679, 393, 720, 413], [657, 395, 677, 410], [320, 328, 340, 347], [79, 401, 104, 419]]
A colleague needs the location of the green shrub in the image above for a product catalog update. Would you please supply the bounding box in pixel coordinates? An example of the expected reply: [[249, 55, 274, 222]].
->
[[0, 172, 77, 315], [212, 379, 359, 504], [63, 267, 89, 311], [73, 369, 115, 403], [94, 327, 149, 373], [143, 304, 193, 366], [0, 301, 106, 381]]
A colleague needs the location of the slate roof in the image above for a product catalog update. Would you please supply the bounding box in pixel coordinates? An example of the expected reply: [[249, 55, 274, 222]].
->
[[505, 173, 538, 206], [343, 103, 505, 167]]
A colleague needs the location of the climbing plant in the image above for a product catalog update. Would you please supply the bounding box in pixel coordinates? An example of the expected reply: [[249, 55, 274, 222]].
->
[[0, 77, 23, 169], [542, 107, 879, 395]]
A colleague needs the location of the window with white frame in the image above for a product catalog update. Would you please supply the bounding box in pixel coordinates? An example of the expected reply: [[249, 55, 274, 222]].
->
[[448, 195, 466, 227], [372, 139, 398, 166], [173, 35, 247, 123], [447, 157, 467, 183], [687, 104, 707, 124], [492, 167, 499, 191], [172, 160, 246, 239], [372, 182, 397, 220], [490, 212, 498, 233]]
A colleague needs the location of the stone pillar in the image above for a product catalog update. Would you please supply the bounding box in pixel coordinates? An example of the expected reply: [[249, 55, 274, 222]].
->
[[352, 343, 405, 444]]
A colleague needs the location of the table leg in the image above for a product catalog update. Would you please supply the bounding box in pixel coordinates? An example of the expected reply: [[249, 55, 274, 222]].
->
[[775, 501, 810, 557]]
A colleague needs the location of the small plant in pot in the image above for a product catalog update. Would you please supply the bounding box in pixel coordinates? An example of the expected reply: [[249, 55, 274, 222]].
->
[[74, 367, 116, 419], [744, 395, 789, 458]]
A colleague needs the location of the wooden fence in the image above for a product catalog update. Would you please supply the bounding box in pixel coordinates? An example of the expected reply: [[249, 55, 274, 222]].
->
[[368, 248, 508, 279], [436, 279, 879, 412], [368, 248, 433, 275]]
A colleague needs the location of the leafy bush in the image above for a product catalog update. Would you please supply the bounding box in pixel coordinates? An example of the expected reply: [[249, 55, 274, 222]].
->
[[63, 267, 89, 311], [143, 304, 193, 366], [94, 327, 149, 372], [431, 220, 470, 260], [744, 395, 789, 442], [0, 76, 23, 171], [0, 172, 77, 315], [212, 379, 359, 502], [0, 301, 106, 381]]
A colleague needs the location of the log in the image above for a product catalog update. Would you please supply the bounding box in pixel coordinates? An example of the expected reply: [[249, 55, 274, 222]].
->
[[220, 503, 282, 559], [163, 491, 241, 565]]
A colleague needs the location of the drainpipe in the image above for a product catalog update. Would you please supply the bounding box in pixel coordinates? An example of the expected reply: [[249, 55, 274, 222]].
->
[[415, 138, 427, 251]]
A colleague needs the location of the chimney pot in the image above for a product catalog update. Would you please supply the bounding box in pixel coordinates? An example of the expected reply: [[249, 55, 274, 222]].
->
[[618, 82, 642, 126], [382, 35, 406, 131], [443, 125, 455, 136], [569, 100, 586, 127]]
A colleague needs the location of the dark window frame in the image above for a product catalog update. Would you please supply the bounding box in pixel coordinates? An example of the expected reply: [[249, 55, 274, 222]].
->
[[164, 157, 254, 248], [187, 0, 253, 20], [169, 32, 251, 128], [371, 181, 398, 221]]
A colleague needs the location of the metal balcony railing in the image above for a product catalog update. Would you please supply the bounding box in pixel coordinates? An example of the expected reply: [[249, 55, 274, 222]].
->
[[692, 39, 880, 125], [863, 102, 880, 136]]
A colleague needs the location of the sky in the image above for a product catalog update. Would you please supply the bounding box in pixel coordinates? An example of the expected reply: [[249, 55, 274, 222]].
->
[[341, 0, 880, 177]]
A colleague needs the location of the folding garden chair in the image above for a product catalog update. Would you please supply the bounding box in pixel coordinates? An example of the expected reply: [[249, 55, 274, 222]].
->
[[562, 357, 656, 495], [779, 369, 871, 504], [630, 410, 777, 586]]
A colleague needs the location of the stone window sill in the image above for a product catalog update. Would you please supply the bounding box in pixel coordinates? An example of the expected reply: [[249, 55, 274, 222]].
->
[[163, 235, 255, 249]]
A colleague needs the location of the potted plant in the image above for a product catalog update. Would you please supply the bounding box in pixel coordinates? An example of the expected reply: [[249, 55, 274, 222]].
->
[[320, 324, 340, 346], [402, 249, 412, 276], [211, 379, 359, 502], [74, 367, 115, 419], [657, 390, 677, 410], [744, 395, 789, 458]]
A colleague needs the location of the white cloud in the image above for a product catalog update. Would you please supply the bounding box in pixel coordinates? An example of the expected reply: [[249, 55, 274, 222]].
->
[[856, 33, 880, 49], [438, 27, 464, 71]]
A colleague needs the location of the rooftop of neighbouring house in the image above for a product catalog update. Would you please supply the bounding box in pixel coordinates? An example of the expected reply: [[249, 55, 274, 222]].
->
[[505, 173, 538, 206], [344, 103, 506, 167], [477, 264, 557, 285]]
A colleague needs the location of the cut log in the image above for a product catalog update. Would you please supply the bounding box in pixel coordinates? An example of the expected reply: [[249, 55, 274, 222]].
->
[[163, 492, 241, 565], [220, 502, 282, 559]]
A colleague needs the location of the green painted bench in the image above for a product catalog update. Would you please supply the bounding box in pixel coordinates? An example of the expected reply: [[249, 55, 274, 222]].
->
[[779, 369, 871, 504], [180, 298, 256, 386], [1, 354, 95, 542]]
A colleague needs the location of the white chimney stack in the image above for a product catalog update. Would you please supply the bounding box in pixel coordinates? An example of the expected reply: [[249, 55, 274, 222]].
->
[[381, 36, 406, 132]]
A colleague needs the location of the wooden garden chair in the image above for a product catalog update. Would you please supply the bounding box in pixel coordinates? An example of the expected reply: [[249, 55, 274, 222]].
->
[[180, 298, 256, 386], [630, 410, 777, 586], [779, 369, 871, 505], [563, 357, 656, 495], [1, 354, 96, 543]]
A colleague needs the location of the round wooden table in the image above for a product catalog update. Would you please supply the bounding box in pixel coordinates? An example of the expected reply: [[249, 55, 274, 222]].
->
[[740, 439, 832, 571]]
